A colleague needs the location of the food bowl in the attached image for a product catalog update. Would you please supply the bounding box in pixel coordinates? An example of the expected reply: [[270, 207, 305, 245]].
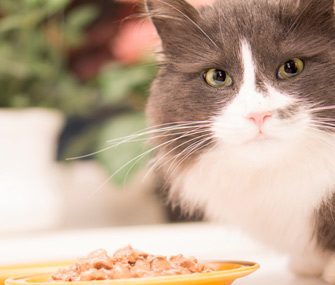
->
[[0, 261, 74, 285], [4, 261, 259, 285]]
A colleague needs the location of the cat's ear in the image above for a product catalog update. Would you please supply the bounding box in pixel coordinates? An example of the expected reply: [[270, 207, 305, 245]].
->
[[145, 0, 200, 42]]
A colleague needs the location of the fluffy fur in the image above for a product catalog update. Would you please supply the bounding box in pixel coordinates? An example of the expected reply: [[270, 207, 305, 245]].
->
[[145, 0, 335, 282]]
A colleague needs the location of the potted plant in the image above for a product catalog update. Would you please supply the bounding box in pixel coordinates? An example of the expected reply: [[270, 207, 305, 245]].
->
[[0, 0, 100, 233], [0, 0, 164, 231]]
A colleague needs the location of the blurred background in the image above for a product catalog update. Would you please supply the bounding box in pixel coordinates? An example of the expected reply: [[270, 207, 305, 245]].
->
[[0, 0, 207, 235]]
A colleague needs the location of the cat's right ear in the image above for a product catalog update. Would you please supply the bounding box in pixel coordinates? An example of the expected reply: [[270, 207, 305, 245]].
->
[[145, 0, 200, 42]]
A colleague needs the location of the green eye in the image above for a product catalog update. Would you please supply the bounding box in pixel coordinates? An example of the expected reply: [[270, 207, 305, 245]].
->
[[204, 69, 232, 88], [278, 58, 304, 79]]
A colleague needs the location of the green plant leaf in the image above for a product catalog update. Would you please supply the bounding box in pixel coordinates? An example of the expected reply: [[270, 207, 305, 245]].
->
[[45, 0, 70, 11], [25, 0, 69, 11], [98, 64, 156, 105], [67, 5, 99, 30], [0, 9, 45, 32], [63, 5, 100, 47], [96, 112, 150, 186]]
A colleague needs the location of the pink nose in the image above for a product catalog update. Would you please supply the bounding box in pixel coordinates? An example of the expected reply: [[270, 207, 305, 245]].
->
[[247, 111, 272, 130]]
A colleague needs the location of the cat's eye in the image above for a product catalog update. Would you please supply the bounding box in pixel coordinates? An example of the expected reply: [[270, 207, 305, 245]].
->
[[204, 69, 232, 88], [278, 58, 304, 80]]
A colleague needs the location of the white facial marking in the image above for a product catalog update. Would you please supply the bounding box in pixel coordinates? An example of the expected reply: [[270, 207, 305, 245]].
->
[[211, 39, 298, 149], [240, 40, 257, 97]]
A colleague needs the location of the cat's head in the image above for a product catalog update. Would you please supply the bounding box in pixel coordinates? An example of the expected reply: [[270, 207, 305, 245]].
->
[[145, 0, 335, 174]]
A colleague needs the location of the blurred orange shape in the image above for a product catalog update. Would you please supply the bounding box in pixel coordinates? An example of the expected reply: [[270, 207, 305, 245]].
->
[[111, 20, 159, 64]]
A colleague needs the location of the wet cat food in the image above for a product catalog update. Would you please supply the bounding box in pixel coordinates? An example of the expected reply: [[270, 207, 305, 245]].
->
[[49, 245, 213, 281]]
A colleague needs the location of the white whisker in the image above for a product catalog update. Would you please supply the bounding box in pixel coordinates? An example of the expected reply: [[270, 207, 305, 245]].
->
[[165, 136, 213, 175], [313, 117, 335, 122], [310, 122, 335, 130], [86, 137, 181, 198], [163, 139, 215, 187], [106, 121, 212, 144], [88, 121, 213, 197], [142, 129, 211, 181], [309, 105, 335, 113], [147, 133, 210, 178], [304, 126, 335, 151], [67, 121, 212, 161], [66, 145, 118, 161], [109, 124, 212, 147]]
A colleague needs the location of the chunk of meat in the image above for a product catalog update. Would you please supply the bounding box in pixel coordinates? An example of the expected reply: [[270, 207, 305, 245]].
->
[[49, 245, 213, 282]]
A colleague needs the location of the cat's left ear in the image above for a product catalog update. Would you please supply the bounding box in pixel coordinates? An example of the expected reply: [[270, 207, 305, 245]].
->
[[145, 0, 200, 44]]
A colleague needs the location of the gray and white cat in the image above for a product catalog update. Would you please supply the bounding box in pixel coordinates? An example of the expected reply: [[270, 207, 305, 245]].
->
[[144, 0, 335, 283]]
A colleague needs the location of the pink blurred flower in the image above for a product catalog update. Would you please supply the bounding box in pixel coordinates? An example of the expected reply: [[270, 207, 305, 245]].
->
[[111, 20, 159, 64]]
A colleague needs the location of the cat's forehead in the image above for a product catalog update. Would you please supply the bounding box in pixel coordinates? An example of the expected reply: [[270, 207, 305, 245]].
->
[[170, 0, 334, 72], [201, 0, 334, 42], [199, 0, 292, 50]]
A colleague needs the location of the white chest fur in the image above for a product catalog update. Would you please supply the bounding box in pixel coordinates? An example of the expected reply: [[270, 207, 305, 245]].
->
[[171, 137, 335, 254]]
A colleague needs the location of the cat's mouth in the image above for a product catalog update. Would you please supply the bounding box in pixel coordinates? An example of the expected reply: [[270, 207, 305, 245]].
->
[[244, 132, 276, 145], [246, 133, 277, 144]]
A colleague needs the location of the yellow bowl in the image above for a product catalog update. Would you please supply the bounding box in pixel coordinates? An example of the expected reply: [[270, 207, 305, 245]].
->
[[4, 261, 259, 285], [0, 261, 74, 285]]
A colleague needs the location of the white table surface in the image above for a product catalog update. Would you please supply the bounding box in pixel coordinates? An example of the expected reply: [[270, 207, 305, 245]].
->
[[0, 222, 327, 285]]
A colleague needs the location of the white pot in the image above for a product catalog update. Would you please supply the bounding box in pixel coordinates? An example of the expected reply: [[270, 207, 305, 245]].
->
[[0, 108, 65, 233]]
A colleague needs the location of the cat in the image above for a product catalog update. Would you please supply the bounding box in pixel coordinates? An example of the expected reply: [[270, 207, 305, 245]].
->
[[143, 0, 335, 283]]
